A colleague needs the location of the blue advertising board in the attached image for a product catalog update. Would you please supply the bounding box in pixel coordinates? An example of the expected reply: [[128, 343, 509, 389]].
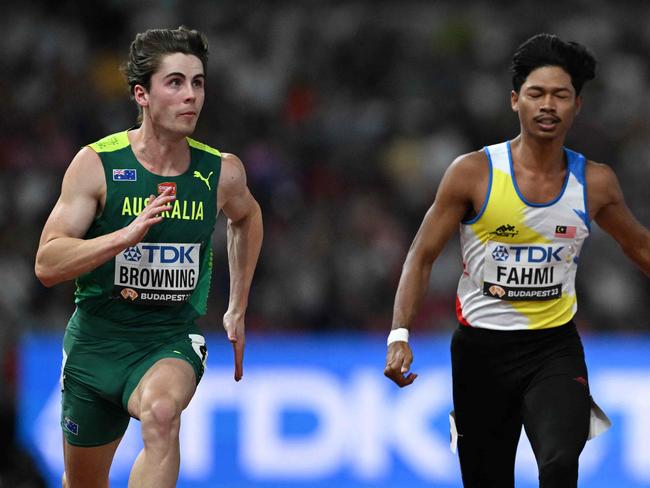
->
[[18, 333, 650, 487]]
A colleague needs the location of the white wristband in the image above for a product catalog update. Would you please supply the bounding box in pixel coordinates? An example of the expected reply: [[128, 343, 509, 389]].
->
[[387, 327, 409, 346]]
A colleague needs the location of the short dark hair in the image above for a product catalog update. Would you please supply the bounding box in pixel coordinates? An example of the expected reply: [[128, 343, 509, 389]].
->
[[511, 33, 596, 95], [123, 26, 209, 119]]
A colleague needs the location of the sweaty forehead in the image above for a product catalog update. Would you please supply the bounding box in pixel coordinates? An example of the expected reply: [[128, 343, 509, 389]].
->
[[156, 52, 204, 76], [523, 66, 573, 90]]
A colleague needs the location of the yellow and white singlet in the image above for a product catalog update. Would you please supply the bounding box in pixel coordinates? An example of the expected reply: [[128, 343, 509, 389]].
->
[[456, 141, 590, 330]]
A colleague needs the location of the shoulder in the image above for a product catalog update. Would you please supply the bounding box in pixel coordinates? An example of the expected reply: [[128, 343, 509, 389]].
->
[[449, 150, 489, 173], [442, 150, 489, 187], [585, 159, 621, 196], [62, 146, 105, 197], [585, 159, 623, 212], [68, 146, 104, 177], [220, 152, 246, 177], [216, 153, 257, 215], [585, 159, 617, 184], [218, 153, 248, 196]]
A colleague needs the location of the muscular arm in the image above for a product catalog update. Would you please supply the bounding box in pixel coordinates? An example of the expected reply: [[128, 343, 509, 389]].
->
[[217, 153, 263, 381], [392, 152, 484, 330], [588, 161, 650, 276], [385, 152, 485, 387], [35, 147, 175, 287], [218, 153, 263, 321]]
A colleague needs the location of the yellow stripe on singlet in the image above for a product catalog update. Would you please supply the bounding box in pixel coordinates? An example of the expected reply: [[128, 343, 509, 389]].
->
[[88, 131, 130, 153], [187, 138, 221, 157]]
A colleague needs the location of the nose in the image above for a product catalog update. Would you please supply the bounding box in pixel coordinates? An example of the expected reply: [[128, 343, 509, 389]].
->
[[183, 82, 197, 102], [540, 94, 556, 112]]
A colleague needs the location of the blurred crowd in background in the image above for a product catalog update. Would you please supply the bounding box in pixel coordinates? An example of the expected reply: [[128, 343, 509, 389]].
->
[[1, 0, 650, 484]]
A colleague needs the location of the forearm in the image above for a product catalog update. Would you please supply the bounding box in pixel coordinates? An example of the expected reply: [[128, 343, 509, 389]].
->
[[35, 230, 127, 287], [391, 249, 435, 331], [226, 201, 263, 316]]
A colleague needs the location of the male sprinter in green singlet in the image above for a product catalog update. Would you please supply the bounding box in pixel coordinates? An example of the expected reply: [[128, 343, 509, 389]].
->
[[384, 34, 650, 487], [35, 27, 263, 488]]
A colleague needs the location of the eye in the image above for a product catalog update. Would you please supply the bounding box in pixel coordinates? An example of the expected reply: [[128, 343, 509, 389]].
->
[[192, 79, 204, 88], [169, 78, 182, 87]]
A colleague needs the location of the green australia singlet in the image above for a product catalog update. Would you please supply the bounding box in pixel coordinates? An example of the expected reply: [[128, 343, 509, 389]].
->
[[73, 130, 221, 330]]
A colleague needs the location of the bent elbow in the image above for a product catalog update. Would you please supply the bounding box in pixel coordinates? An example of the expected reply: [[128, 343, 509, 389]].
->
[[35, 268, 54, 288], [34, 260, 59, 288]]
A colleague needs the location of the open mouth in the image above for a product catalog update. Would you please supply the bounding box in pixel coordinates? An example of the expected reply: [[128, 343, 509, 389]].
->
[[534, 116, 560, 130]]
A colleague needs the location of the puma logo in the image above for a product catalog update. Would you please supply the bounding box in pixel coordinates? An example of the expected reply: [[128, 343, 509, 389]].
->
[[193, 170, 213, 190]]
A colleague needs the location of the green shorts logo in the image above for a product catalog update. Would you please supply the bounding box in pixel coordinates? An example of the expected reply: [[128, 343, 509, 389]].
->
[[63, 416, 79, 435]]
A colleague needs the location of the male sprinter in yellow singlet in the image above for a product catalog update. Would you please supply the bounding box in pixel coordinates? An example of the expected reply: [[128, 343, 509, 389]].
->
[[35, 27, 263, 488], [384, 33, 650, 488]]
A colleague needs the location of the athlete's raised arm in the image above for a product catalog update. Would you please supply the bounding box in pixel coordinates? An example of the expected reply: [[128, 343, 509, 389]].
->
[[587, 161, 650, 276], [35, 147, 176, 287], [384, 151, 487, 387], [217, 153, 263, 381]]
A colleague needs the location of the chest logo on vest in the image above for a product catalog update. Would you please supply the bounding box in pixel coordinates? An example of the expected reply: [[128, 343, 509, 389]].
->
[[555, 225, 576, 238], [489, 224, 519, 238], [158, 182, 177, 196], [121, 197, 204, 221], [113, 169, 137, 181], [193, 170, 213, 190], [483, 242, 572, 301], [120, 288, 139, 300], [123, 246, 142, 262], [114, 242, 201, 306], [491, 245, 509, 261]]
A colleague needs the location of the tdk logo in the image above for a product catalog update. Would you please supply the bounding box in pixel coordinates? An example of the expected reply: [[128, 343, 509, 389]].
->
[[141, 245, 195, 264], [492, 245, 509, 261], [492, 245, 564, 263], [511, 246, 563, 263], [123, 246, 142, 262]]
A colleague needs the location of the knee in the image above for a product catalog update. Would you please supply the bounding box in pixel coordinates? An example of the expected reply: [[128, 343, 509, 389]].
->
[[140, 395, 182, 442], [538, 449, 579, 485]]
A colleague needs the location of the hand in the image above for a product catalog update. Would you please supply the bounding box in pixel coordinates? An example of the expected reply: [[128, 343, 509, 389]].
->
[[120, 188, 175, 247], [223, 310, 245, 381], [384, 341, 417, 387]]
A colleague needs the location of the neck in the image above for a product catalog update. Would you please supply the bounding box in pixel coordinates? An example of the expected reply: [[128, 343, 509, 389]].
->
[[128, 122, 190, 176], [511, 131, 566, 172]]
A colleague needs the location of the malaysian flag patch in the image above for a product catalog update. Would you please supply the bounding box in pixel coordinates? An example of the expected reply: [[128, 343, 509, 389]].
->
[[113, 169, 137, 181], [555, 225, 576, 238]]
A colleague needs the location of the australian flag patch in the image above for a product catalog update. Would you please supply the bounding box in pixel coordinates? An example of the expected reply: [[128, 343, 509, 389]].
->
[[113, 169, 137, 181], [63, 416, 79, 435]]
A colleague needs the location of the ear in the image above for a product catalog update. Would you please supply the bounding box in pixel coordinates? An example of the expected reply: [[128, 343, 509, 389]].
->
[[510, 90, 519, 112], [574, 94, 582, 116], [133, 84, 149, 109]]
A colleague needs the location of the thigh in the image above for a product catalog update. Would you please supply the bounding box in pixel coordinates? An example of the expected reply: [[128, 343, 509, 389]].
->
[[122, 331, 208, 410], [522, 355, 591, 464], [454, 399, 522, 488], [63, 434, 122, 488], [452, 330, 522, 488], [63, 326, 150, 407], [61, 372, 131, 447], [127, 357, 198, 419]]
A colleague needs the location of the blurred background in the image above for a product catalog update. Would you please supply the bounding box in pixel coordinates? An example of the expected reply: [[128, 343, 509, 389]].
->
[[1, 0, 649, 487]]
